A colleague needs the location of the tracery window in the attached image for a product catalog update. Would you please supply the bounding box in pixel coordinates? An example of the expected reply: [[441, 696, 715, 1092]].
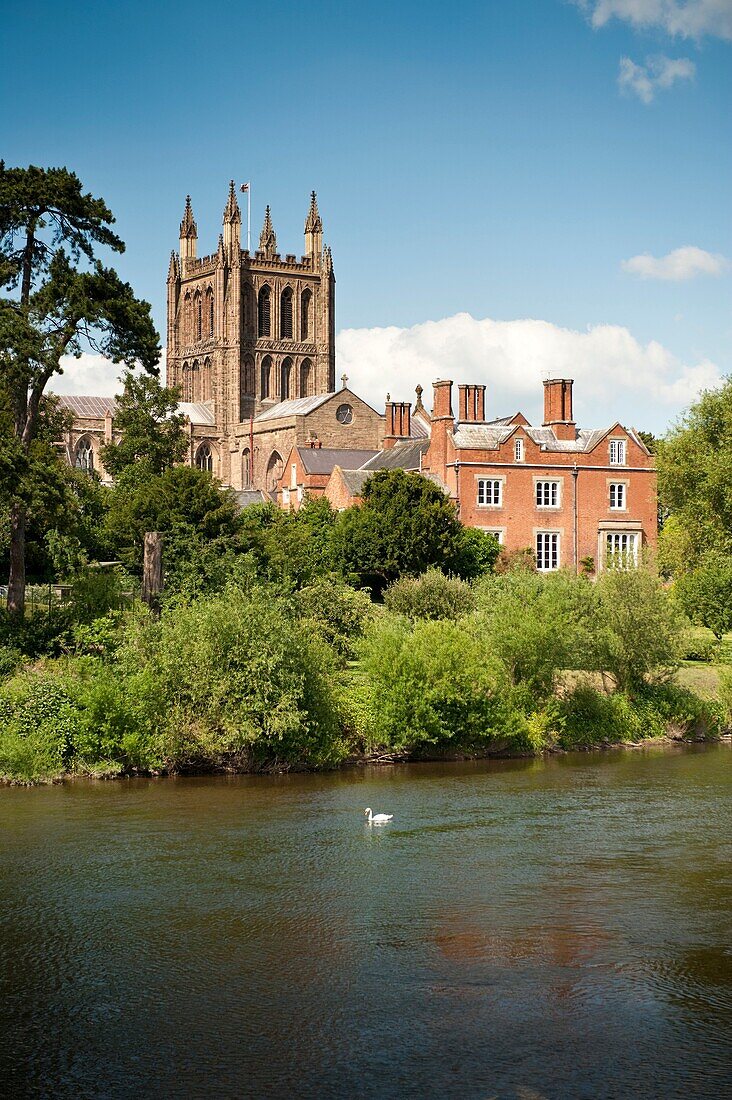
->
[[75, 438, 94, 474], [196, 443, 213, 473], [207, 289, 214, 336], [280, 287, 293, 339], [242, 448, 251, 487], [195, 293, 202, 341], [258, 287, 271, 337]]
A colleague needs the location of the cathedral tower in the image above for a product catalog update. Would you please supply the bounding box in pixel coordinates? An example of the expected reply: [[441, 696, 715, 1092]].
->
[[166, 183, 336, 486]]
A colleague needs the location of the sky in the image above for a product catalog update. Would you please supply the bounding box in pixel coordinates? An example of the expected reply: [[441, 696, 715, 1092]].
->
[[2, 0, 730, 433]]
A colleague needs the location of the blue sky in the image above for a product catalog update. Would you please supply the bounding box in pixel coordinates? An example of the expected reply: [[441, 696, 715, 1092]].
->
[[2, 0, 730, 431]]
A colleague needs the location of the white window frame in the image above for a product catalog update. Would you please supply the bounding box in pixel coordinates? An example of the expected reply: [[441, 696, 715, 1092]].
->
[[536, 531, 560, 572], [609, 482, 626, 511], [478, 527, 505, 544], [605, 531, 639, 569], [535, 479, 561, 509], [609, 438, 627, 466], [282, 487, 290, 505], [477, 478, 503, 507], [514, 437, 524, 462], [290, 463, 298, 490]]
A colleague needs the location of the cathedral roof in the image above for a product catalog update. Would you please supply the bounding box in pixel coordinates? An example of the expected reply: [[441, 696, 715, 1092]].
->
[[254, 392, 336, 422], [55, 395, 117, 419], [177, 401, 217, 426], [297, 447, 379, 475], [360, 438, 429, 471]]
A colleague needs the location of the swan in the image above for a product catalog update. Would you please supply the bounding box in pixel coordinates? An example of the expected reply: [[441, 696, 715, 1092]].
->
[[364, 807, 393, 825]]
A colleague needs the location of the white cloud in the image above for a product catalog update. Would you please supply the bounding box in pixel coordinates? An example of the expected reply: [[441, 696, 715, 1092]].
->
[[618, 54, 695, 101], [51, 317, 723, 434], [574, 0, 732, 40], [622, 245, 729, 278], [51, 352, 167, 396], [336, 312, 722, 432]]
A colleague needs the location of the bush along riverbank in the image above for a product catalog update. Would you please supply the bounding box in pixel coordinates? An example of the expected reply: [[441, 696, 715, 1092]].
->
[[1, 568, 729, 784]]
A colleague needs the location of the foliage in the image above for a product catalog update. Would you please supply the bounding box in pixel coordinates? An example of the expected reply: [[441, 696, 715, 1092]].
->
[[105, 463, 243, 575], [68, 566, 127, 623], [332, 469, 465, 593], [657, 378, 732, 572], [673, 555, 732, 641], [0, 672, 78, 781], [384, 568, 476, 621], [263, 497, 338, 588], [594, 567, 685, 693], [474, 568, 598, 698], [100, 369, 187, 477], [717, 667, 732, 726], [0, 162, 159, 615], [294, 578, 373, 662], [451, 527, 500, 579]]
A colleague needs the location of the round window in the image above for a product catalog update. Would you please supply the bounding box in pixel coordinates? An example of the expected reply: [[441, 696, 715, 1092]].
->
[[336, 403, 353, 425]]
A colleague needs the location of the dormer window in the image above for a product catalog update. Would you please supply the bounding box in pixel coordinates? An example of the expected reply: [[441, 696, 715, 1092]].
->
[[514, 437, 524, 462], [609, 439, 626, 466]]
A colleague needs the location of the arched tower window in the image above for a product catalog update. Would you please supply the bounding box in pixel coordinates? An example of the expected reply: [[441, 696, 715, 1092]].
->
[[75, 437, 94, 474], [240, 357, 255, 420], [280, 357, 293, 400], [280, 287, 293, 339], [242, 448, 251, 488], [299, 358, 312, 398], [242, 284, 254, 334], [301, 289, 311, 341], [181, 361, 191, 401], [261, 355, 272, 399], [195, 292, 202, 341], [207, 288, 214, 336], [201, 358, 212, 402], [183, 293, 192, 343], [196, 442, 213, 473], [258, 286, 271, 337]]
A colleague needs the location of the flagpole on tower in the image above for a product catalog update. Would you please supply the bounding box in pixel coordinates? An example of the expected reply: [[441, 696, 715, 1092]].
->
[[240, 181, 251, 252]]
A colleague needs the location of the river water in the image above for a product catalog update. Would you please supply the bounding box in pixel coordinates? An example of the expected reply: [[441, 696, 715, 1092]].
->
[[1, 745, 730, 1099]]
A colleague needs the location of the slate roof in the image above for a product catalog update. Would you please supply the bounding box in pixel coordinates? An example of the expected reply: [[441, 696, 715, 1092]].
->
[[55, 395, 117, 419], [337, 468, 371, 496], [178, 401, 217, 426], [452, 421, 621, 454], [254, 393, 335, 422], [298, 447, 379, 475], [360, 438, 429, 471], [233, 489, 269, 508]]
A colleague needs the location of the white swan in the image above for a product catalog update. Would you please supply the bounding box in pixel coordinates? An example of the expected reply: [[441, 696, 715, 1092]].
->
[[364, 807, 393, 825]]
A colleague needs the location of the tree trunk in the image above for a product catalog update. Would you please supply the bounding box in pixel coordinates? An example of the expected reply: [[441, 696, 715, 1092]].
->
[[7, 502, 26, 618], [141, 531, 163, 617]]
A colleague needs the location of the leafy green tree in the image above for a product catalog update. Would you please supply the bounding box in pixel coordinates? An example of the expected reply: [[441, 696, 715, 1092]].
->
[[100, 369, 186, 478], [263, 496, 338, 588], [657, 379, 732, 572], [673, 554, 732, 641], [105, 464, 243, 576], [0, 163, 159, 615], [452, 526, 500, 579], [594, 567, 685, 693], [474, 568, 598, 698], [332, 469, 464, 593]]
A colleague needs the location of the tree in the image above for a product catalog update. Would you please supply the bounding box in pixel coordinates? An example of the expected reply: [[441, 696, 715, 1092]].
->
[[657, 379, 732, 573], [0, 164, 159, 614], [332, 469, 464, 593], [100, 369, 186, 478], [673, 555, 732, 641]]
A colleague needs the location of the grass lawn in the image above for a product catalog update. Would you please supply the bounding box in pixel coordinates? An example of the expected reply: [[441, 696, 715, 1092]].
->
[[678, 626, 732, 700]]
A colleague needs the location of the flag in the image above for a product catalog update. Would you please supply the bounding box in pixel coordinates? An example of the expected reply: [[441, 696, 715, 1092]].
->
[[240, 182, 250, 193]]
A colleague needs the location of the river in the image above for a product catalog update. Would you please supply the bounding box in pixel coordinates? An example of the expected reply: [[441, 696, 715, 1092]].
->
[[1, 744, 730, 1099]]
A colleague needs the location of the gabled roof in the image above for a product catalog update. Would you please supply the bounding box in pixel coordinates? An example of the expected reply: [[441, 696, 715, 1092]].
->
[[233, 489, 269, 508], [452, 420, 634, 454], [55, 395, 117, 419], [178, 401, 217, 426], [334, 468, 371, 497], [297, 447, 379, 475], [255, 392, 335, 421], [360, 438, 429, 471]]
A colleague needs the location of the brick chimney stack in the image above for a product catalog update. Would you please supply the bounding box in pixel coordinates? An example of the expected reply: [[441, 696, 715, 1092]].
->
[[425, 379, 454, 480], [543, 378, 576, 441], [457, 384, 486, 422], [384, 400, 412, 450]]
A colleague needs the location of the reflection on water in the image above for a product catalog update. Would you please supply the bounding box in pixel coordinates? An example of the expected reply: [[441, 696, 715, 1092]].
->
[[1, 746, 730, 1099]]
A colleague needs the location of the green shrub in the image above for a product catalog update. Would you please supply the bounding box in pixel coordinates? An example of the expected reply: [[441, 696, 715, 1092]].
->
[[0, 672, 81, 781], [717, 667, 732, 727], [680, 633, 719, 663], [358, 615, 515, 754], [294, 578, 373, 662], [384, 569, 476, 621], [0, 645, 22, 679]]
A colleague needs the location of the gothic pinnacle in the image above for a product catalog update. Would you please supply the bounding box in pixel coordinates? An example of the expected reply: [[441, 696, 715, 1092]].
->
[[259, 205, 277, 253], [305, 190, 322, 232], [179, 195, 197, 239], [224, 179, 241, 223]]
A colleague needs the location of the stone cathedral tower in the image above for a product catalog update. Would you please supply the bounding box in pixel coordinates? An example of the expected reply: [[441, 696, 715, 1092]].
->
[[166, 183, 336, 487]]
